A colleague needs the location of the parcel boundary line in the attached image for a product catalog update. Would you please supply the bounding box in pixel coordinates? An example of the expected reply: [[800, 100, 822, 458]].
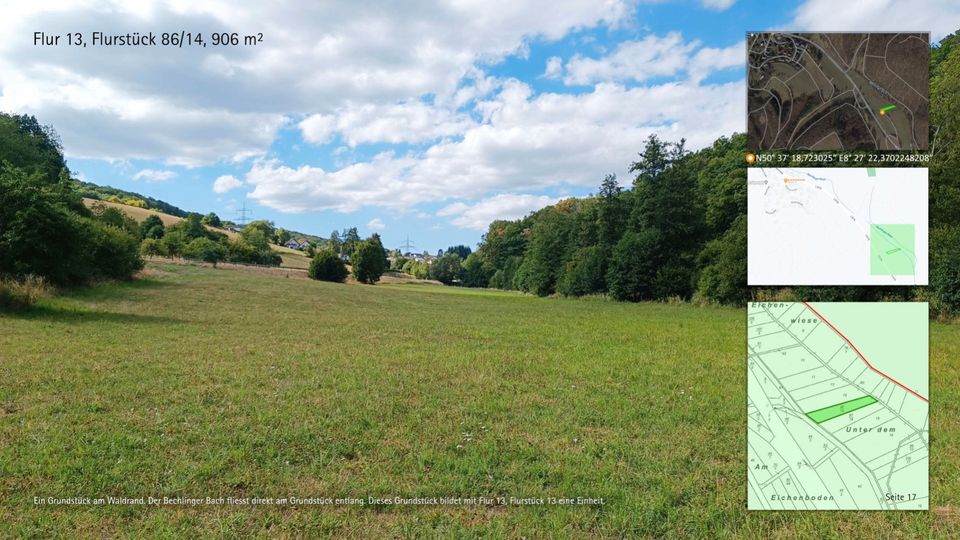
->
[[802, 301, 929, 403]]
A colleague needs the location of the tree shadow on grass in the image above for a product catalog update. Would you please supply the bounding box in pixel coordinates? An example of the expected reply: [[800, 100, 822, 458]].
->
[[7, 304, 183, 325], [65, 277, 176, 302]]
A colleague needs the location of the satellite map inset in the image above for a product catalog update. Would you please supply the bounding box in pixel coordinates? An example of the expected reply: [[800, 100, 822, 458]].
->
[[747, 32, 929, 151]]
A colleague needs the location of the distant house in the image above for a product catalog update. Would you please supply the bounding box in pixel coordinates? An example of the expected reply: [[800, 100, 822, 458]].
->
[[284, 238, 302, 249]]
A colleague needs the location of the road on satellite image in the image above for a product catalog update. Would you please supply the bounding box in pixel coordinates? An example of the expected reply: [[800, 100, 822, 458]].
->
[[747, 32, 929, 151]]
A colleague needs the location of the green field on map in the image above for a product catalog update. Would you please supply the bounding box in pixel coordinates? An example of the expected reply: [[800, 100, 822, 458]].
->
[[871, 224, 916, 276], [805, 395, 878, 424], [747, 302, 928, 510]]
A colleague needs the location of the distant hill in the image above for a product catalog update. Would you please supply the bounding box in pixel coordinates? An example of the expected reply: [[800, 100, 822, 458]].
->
[[76, 179, 325, 246], [77, 180, 188, 217], [82, 198, 312, 270]]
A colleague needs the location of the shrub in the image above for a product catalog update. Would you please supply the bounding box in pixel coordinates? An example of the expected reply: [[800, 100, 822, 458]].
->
[[140, 238, 169, 258], [308, 249, 349, 282], [224, 237, 281, 266], [81, 218, 144, 279], [183, 237, 227, 266]]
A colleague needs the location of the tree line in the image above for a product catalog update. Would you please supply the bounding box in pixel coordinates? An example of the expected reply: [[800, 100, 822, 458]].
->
[[434, 31, 960, 317]]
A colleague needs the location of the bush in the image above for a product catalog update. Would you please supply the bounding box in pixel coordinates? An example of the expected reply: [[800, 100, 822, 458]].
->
[[81, 218, 144, 279], [351, 240, 386, 284], [224, 237, 282, 266], [308, 249, 349, 282], [183, 237, 227, 266], [0, 275, 52, 311], [140, 238, 169, 258]]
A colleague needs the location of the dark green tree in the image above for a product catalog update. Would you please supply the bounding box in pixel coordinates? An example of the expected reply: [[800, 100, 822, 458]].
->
[[606, 229, 662, 302], [308, 249, 349, 282], [0, 113, 68, 185], [140, 214, 165, 239], [351, 240, 385, 284], [370, 233, 389, 270], [696, 215, 748, 305], [461, 252, 491, 287], [430, 253, 463, 284], [201, 212, 222, 227], [445, 245, 472, 259]]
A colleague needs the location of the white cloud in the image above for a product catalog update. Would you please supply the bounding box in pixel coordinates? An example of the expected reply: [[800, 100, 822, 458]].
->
[[299, 100, 475, 147], [366, 217, 386, 230], [0, 0, 638, 165], [563, 33, 695, 85], [212, 174, 243, 193], [438, 193, 560, 230], [789, 0, 960, 41], [688, 42, 745, 83], [247, 78, 745, 214], [702, 0, 736, 10], [543, 56, 564, 79], [559, 32, 742, 85], [132, 168, 176, 182]]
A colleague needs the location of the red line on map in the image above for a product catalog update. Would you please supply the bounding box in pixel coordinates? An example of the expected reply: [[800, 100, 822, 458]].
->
[[802, 301, 929, 403]]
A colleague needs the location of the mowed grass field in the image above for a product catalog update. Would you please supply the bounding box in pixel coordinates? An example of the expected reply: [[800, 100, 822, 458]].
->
[[1, 263, 958, 538]]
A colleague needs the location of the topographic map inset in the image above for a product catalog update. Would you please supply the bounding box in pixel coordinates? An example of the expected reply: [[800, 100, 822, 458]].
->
[[748, 32, 929, 150], [747, 167, 928, 286], [748, 302, 928, 510]]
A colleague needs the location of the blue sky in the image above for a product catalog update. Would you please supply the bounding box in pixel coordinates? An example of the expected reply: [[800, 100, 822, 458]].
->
[[2, 0, 957, 252]]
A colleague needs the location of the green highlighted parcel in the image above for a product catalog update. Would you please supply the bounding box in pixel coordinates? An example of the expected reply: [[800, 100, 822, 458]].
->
[[805, 395, 879, 424], [870, 223, 916, 276]]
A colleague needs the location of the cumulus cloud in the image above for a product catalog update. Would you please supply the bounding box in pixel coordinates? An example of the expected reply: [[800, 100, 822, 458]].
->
[[213, 174, 243, 193], [543, 56, 564, 79], [299, 100, 475, 147], [0, 0, 638, 165], [560, 32, 742, 85], [133, 168, 176, 182], [366, 217, 386, 230], [788, 0, 959, 41], [437, 193, 560, 230], [563, 33, 695, 85], [247, 78, 744, 214]]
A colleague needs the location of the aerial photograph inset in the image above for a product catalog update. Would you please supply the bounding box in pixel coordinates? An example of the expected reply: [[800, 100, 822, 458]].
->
[[747, 32, 929, 151]]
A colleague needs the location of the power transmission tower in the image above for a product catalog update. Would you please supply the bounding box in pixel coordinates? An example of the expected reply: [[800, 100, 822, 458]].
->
[[400, 234, 415, 254], [235, 201, 253, 226]]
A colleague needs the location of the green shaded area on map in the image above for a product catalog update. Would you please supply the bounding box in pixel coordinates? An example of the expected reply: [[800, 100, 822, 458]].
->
[[805, 395, 878, 424], [871, 224, 916, 276], [747, 302, 928, 510]]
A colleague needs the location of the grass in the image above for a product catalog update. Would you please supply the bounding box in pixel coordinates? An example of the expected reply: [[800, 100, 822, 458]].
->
[[1, 262, 958, 538]]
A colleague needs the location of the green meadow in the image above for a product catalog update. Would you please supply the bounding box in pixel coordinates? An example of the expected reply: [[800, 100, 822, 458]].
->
[[1, 263, 958, 538]]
